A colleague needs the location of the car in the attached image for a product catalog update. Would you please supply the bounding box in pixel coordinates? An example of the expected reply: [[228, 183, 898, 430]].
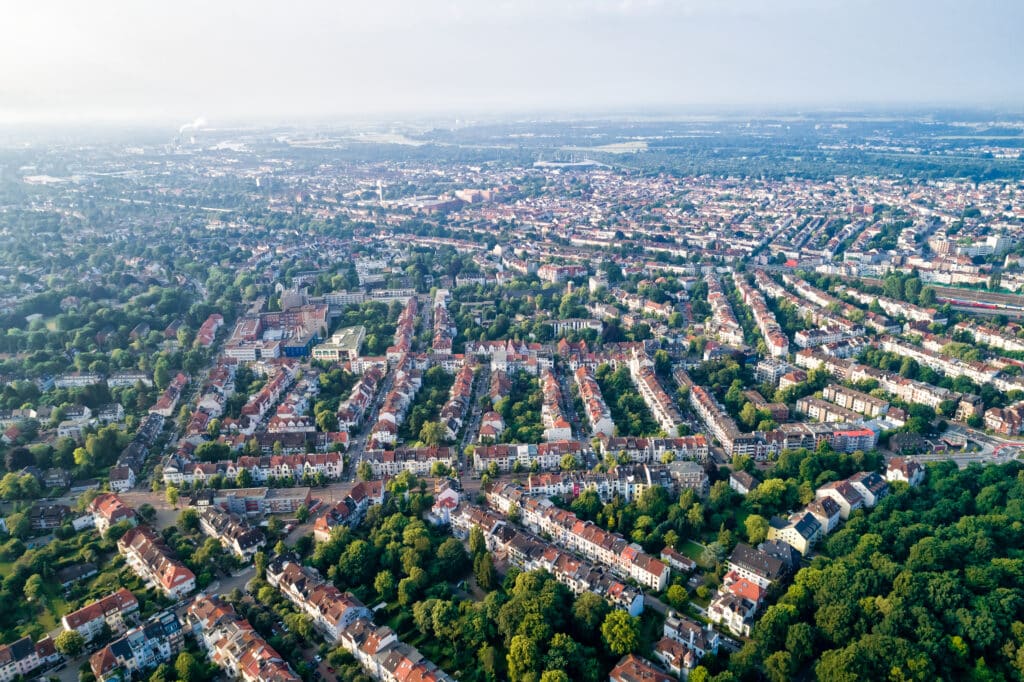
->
[[327, 667, 335, 674], [315, 655, 322, 662]]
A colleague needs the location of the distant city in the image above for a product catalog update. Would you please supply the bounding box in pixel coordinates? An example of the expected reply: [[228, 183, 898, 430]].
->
[[0, 113, 1022, 682]]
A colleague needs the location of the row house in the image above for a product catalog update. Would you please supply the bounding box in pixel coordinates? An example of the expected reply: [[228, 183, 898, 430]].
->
[[266, 558, 372, 642], [337, 365, 385, 431], [197, 507, 266, 560], [117, 527, 196, 600], [596, 435, 709, 464], [439, 363, 475, 440], [451, 505, 643, 616], [0, 637, 59, 682], [196, 313, 224, 347], [736, 272, 789, 357], [628, 350, 683, 436], [473, 440, 585, 472], [488, 483, 670, 590], [821, 383, 889, 418], [150, 373, 188, 418], [954, 320, 1024, 353], [370, 355, 425, 446], [62, 588, 140, 642], [540, 369, 573, 441], [366, 446, 457, 477], [574, 366, 615, 437], [240, 367, 294, 421], [386, 298, 418, 360], [488, 369, 512, 406], [90, 611, 184, 682], [525, 464, 676, 503], [879, 336, 999, 385], [432, 289, 455, 354], [836, 285, 944, 324], [537, 263, 587, 283], [187, 596, 301, 682], [795, 396, 863, 424], [260, 562, 454, 680], [705, 274, 745, 347]]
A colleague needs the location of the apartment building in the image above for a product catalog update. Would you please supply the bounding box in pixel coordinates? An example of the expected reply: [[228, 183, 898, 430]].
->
[[117, 527, 196, 600], [62, 588, 140, 643]]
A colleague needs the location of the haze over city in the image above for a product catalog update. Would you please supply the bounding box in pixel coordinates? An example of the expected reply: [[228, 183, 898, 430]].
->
[[2, 0, 1023, 125], [2, 2, 1024, 682]]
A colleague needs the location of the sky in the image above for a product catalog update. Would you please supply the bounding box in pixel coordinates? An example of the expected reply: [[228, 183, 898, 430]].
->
[[0, 0, 1022, 126]]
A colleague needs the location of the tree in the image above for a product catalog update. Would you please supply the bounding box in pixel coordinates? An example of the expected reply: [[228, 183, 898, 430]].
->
[[23, 573, 44, 602], [764, 651, 793, 682], [296, 504, 309, 523], [601, 610, 640, 656], [178, 508, 200, 532], [419, 421, 446, 446], [357, 461, 373, 481], [435, 537, 469, 578], [666, 584, 688, 609], [374, 571, 396, 600], [745, 514, 769, 545], [165, 485, 180, 508], [540, 672, 570, 682], [55, 630, 85, 657], [507, 635, 540, 682], [469, 525, 486, 557], [474, 552, 498, 591], [174, 652, 201, 682], [254, 551, 267, 579], [573, 591, 610, 636], [560, 453, 577, 471]]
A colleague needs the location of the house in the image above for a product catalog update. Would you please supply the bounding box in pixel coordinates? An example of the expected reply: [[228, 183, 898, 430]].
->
[[90, 611, 184, 682], [660, 547, 697, 574], [663, 614, 720, 658], [431, 482, 460, 525], [726, 543, 787, 589], [609, 654, 675, 682], [62, 588, 140, 642], [846, 471, 890, 508], [108, 466, 136, 492], [57, 563, 99, 589], [197, 507, 265, 561], [653, 637, 696, 678], [805, 496, 842, 535], [886, 457, 925, 486], [187, 595, 300, 682], [117, 527, 196, 600], [0, 636, 59, 682], [29, 503, 71, 531], [88, 493, 137, 535], [767, 512, 822, 555], [815, 480, 864, 520], [729, 470, 760, 496], [707, 591, 759, 637]]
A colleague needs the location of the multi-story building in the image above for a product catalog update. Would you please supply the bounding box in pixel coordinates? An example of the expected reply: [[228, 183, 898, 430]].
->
[[90, 611, 184, 682], [62, 588, 140, 643], [197, 507, 265, 561], [117, 527, 196, 600], [488, 483, 670, 591], [574, 366, 615, 437], [187, 596, 301, 682], [0, 636, 59, 682], [266, 559, 372, 642]]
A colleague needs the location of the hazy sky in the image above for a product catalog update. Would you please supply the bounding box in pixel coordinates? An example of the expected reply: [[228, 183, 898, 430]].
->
[[1, 0, 1022, 125]]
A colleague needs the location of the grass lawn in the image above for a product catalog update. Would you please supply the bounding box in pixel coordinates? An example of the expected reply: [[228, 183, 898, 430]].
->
[[679, 539, 714, 567]]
